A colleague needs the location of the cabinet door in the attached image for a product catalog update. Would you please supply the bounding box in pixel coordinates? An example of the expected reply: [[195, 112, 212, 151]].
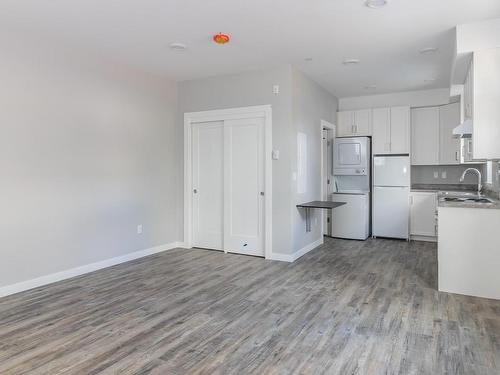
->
[[337, 111, 354, 136], [411, 107, 439, 165], [439, 102, 460, 165], [472, 48, 500, 160], [390, 106, 410, 154], [372, 108, 391, 154], [464, 61, 473, 119], [354, 109, 372, 136], [462, 138, 474, 163], [410, 192, 437, 237]]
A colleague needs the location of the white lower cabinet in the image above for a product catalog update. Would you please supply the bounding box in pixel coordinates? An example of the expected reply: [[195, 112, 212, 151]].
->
[[410, 192, 437, 240]]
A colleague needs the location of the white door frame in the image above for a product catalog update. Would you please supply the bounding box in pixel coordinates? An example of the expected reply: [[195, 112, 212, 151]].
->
[[184, 105, 273, 259], [320, 119, 335, 236]]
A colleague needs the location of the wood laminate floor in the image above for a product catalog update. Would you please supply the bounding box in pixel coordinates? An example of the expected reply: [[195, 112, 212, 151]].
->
[[1, 237, 499, 374]]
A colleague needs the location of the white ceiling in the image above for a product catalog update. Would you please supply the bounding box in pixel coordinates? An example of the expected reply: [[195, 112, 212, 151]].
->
[[1, 0, 499, 97]]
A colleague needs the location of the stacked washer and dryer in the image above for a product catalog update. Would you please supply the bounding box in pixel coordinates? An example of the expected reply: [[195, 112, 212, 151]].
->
[[330, 137, 371, 240]]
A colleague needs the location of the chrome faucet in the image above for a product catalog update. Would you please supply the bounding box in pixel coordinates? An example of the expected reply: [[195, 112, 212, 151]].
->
[[460, 168, 482, 195]]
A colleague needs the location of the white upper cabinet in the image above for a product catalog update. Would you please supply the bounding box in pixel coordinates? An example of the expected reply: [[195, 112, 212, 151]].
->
[[372, 106, 410, 155], [337, 111, 354, 137], [439, 102, 461, 165], [390, 106, 410, 154], [372, 108, 391, 154], [472, 48, 500, 160], [464, 60, 474, 120], [354, 109, 372, 136], [411, 107, 440, 165], [336, 109, 372, 137]]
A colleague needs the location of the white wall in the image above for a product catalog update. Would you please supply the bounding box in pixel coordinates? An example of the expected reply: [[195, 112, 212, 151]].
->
[[0, 36, 179, 288], [291, 69, 338, 253], [178, 66, 338, 256], [178, 66, 295, 255], [339, 88, 451, 110]]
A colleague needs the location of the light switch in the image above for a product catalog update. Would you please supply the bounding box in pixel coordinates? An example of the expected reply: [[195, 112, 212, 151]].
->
[[137, 224, 143, 234], [272, 150, 280, 160], [433, 171, 439, 179], [441, 171, 447, 179], [273, 85, 280, 95]]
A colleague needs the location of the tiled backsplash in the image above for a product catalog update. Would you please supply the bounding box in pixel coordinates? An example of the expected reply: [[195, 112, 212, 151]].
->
[[411, 164, 487, 185]]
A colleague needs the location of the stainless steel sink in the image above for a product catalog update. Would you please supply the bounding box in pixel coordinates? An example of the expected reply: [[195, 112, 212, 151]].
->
[[442, 196, 494, 204], [440, 191, 482, 197]]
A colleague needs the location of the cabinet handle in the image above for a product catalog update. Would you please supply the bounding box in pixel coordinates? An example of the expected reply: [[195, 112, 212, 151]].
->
[[455, 151, 459, 161], [351, 125, 355, 134]]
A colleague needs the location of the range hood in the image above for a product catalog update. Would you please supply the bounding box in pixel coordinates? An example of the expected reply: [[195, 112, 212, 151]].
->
[[453, 118, 473, 138]]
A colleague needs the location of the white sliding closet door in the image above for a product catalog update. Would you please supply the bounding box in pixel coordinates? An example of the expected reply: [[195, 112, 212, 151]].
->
[[224, 118, 265, 256], [192, 121, 224, 251]]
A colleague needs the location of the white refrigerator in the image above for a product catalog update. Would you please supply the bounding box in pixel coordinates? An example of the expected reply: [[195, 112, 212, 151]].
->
[[373, 156, 410, 240]]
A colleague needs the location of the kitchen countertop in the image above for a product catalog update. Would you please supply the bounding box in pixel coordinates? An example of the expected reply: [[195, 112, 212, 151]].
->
[[410, 184, 500, 209], [437, 193, 500, 209]]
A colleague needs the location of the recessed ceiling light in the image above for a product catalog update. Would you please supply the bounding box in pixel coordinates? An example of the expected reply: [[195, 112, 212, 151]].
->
[[419, 47, 439, 54], [169, 42, 187, 51], [424, 78, 436, 82], [304, 57, 313, 62], [364, 85, 377, 89], [365, 0, 388, 9], [343, 59, 360, 65]]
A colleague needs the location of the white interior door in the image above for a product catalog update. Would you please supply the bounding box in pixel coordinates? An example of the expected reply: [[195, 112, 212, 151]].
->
[[192, 121, 224, 250], [224, 117, 265, 256]]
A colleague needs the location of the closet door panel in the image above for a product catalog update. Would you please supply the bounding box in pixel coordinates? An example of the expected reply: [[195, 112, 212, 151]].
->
[[192, 121, 224, 250], [224, 117, 265, 256]]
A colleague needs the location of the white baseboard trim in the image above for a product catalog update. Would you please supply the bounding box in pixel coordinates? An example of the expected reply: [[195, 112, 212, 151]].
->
[[269, 237, 324, 263], [0, 241, 184, 298], [410, 235, 437, 243], [268, 252, 294, 262]]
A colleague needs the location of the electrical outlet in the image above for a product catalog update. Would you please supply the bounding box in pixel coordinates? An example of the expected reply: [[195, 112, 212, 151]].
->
[[137, 225, 143, 234], [433, 171, 439, 179], [273, 85, 280, 95], [272, 150, 280, 160], [441, 170, 447, 179]]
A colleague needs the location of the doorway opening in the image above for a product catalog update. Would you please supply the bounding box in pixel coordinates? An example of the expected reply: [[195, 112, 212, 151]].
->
[[320, 120, 336, 236]]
